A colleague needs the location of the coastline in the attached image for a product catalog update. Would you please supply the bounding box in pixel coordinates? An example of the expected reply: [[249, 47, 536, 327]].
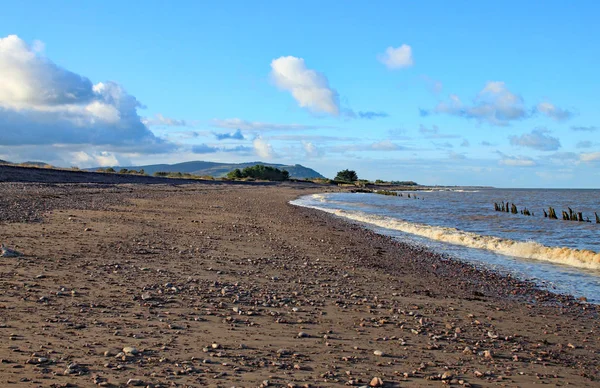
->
[[0, 177, 598, 386]]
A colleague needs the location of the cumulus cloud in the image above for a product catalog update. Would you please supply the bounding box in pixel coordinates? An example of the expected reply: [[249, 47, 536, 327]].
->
[[72, 151, 120, 167], [142, 113, 187, 127], [302, 141, 323, 158], [191, 144, 219, 154], [270, 56, 340, 115], [434, 81, 527, 126], [212, 118, 325, 131], [509, 128, 561, 151], [378, 44, 414, 69], [571, 125, 597, 132], [253, 137, 274, 159], [460, 139, 470, 147], [214, 129, 245, 141], [536, 102, 573, 121], [0, 35, 172, 153], [580, 152, 600, 163]]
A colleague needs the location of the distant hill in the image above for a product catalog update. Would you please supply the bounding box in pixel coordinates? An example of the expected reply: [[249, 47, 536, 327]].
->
[[0, 159, 10, 164], [90, 161, 326, 179]]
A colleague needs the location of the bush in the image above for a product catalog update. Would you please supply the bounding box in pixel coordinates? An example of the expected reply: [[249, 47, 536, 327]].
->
[[335, 169, 358, 182], [226, 165, 289, 181]]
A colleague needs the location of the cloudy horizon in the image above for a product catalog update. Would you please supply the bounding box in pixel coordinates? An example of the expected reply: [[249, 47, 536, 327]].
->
[[1, 2, 598, 188]]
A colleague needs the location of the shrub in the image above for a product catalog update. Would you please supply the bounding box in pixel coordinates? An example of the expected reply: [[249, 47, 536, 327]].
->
[[335, 169, 358, 182], [227, 165, 289, 181]]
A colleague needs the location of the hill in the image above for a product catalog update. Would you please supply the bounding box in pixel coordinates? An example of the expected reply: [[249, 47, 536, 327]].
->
[[91, 161, 325, 179]]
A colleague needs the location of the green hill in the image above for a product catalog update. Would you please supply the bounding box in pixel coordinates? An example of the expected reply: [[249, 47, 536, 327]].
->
[[91, 161, 325, 179]]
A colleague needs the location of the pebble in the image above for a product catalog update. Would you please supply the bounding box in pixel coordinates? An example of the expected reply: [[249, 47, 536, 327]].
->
[[369, 376, 383, 387], [122, 346, 139, 355], [297, 332, 309, 338], [126, 378, 145, 386], [373, 350, 385, 357]]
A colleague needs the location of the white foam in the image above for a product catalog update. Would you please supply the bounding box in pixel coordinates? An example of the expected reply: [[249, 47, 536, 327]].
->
[[292, 201, 600, 270]]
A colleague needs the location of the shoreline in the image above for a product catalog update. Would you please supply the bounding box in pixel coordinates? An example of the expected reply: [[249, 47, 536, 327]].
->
[[290, 192, 599, 305], [0, 178, 599, 386]]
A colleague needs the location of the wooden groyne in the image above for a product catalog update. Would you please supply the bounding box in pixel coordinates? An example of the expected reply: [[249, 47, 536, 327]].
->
[[494, 202, 599, 223]]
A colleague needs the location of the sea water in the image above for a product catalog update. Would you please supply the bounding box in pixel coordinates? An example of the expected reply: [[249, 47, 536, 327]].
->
[[291, 189, 600, 303]]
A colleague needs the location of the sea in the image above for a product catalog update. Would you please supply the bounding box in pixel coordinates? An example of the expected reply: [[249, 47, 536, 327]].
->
[[291, 188, 600, 303]]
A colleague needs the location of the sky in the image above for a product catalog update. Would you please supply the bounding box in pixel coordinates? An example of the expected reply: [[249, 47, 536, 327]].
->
[[0, 1, 599, 187]]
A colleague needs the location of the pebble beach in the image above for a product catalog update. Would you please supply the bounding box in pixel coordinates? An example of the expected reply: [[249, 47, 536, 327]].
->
[[0, 166, 598, 387]]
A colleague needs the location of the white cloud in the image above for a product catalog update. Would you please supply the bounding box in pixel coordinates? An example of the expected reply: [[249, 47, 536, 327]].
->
[[536, 102, 572, 121], [370, 140, 403, 151], [142, 113, 187, 127], [580, 152, 600, 163], [253, 137, 274, 159], [302, 141, 323, 158], [434, 81, 527, 126], [212, 118, 325, 131], [378, 44, 414, 69], [509, 128, 561, 151], [71, 151, 120, 168], [270, 56, 340, 115], [499, 155, 536, 167], [0, 35, 172, 153]]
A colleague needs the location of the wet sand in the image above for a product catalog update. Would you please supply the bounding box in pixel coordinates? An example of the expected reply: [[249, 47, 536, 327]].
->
[[0, 171, 598, 387]]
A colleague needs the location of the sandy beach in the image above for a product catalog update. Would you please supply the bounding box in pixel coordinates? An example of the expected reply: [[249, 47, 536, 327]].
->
[[0, 168, 599, 387]]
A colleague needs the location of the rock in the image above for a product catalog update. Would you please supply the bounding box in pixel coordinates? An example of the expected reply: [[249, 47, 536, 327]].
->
[[483, 350, 493, 359], [122, 347, 138, 355], [369, 376, 383, 387], [211, 343, 220, 349], [463, 346, 472, 354], [126, 378, 145, 386], [64, 363, 88, 375], [1, 244, 22, 258], [297, 332, 309, 338], [104, 349, 119, 357], [441, 372, 454, 380], [373, 350, 385, 357]]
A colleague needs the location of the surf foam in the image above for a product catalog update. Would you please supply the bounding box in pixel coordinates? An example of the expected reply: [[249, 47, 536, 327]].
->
[[293, 198, 600, 270]]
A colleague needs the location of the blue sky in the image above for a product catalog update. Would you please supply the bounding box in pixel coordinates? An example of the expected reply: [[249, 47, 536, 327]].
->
[[0, 1, 599, 187]]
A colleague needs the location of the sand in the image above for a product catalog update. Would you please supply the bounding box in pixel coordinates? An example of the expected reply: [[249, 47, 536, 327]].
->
[[0, 169, 598, 387]]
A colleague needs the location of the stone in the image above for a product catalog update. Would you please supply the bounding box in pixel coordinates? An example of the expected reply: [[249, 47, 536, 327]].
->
[[297, 332, 309, 338], [369, 376, 383, 387], [126, 379, 145, 386], [1, 244, 22, 258], [373, 350, 384, 357], [122, 347, 139, 355]]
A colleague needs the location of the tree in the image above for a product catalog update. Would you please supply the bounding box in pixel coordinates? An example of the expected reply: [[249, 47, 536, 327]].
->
[[226, 165, 289, 181], [335, 169, 358, 182], [119, 168, 128, 174], [226, 168, 243, 179]]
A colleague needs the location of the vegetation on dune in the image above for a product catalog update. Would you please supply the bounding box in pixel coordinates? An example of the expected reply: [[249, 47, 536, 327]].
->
[[334, 169, 358, 183], [153, 171, 214, 180], [226, 164, 290, 181]]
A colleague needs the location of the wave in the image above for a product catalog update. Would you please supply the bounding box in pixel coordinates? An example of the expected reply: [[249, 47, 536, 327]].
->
[[293, 199, 600, 270]]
